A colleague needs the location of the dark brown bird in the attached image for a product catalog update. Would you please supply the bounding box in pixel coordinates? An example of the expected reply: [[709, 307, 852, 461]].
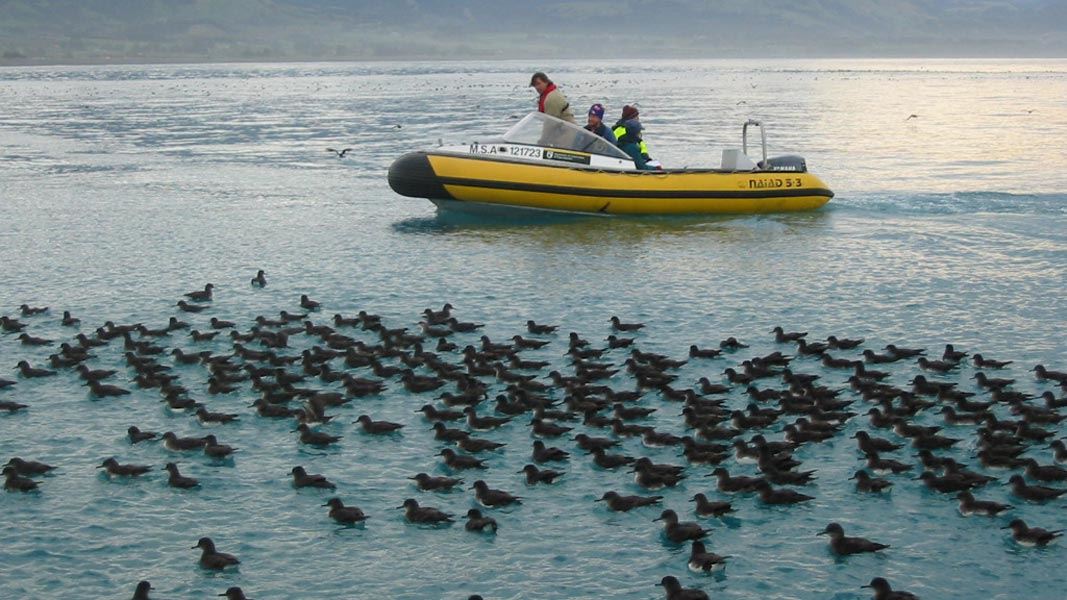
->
[[132, 581, 153, 600], [850, 470, 893, 493], [687, 540, 729, 572], [861, 577, 918, 600], [16, 361, 56, 378], [98, 458, 151, 477], [409, 472, 463, 491], [657, 575, 709, 600], [771, 326, 806, 342], [471, 480, 522, 506], [595, 490, 662, 511], [819, 522, 889, 555], [164, 463, 199, 489], [203, 435, 237, 459], [397, 498, 453, 524], [755, 481, 814, 504], [3, 466, 38, 492], [295, 424, 341, 446], [532, 440, 569, 463], [184, 284, 214, 302], [956, 491, 1012, 516], [654, 509, 710, 543], [1032, 364, 1067, 383], [17, 333, 52, 346], [526, 320, 558, 334], [192, 537, 239, 570], [1022, 458, 1067, 482], [323, 497, 366, 525], [354, 414, 405, 434], [1008, 474, 1067, 502], [826, 335, 863, 349], [1002, 518, 1063, 547], [610, 316, 644, 332], [973, 354, 1011, 369], [218, 587, 251, 600], [291, 466, 335, 489], [128, 426, 158, 443], [689, 345, 721, 359], [440, 448, 487, 470], [519, 464, 563, 485], [19, 304, 48, 316], [176, 300, 207, 313], [197, 407, 238, 424], [690, 493, 734, 517], [464, 508, 498, 532], [853, 431, 902, 453], [4, 457, 55, 476], [162, 432, 208, 451], [709, 468, 764, 493]]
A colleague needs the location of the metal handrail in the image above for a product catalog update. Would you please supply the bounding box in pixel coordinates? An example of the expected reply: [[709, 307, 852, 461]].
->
[[742, 120, 768, 167]]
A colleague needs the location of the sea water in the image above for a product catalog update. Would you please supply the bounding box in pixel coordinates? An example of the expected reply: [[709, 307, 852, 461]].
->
[[0, 59, 1065, 599]]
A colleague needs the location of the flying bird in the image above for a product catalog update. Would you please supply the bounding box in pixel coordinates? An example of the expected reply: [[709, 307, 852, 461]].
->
[[326, 148, 353, 158]]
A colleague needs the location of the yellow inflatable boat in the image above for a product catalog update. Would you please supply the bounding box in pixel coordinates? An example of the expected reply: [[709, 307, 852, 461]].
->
[[388, 113, 833, 215]]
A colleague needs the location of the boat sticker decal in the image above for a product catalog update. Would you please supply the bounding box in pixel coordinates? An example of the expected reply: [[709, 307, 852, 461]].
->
[[543, 149, 592, 165]]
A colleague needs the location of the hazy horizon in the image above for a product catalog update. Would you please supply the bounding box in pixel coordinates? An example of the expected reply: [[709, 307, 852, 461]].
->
[[2, 0, 1066, 66]]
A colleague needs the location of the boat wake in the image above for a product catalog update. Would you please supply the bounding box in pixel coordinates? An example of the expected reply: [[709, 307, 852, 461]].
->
[[832, 191, 1067, 216]]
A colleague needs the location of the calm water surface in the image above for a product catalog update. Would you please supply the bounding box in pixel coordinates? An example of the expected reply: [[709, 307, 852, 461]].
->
[[0, 59, 1065, 599]]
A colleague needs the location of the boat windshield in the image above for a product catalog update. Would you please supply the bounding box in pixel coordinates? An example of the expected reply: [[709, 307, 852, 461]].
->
[[502, 112, 631, 160]]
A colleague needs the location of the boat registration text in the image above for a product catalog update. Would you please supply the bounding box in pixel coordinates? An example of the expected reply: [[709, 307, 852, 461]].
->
[[469, 144, 543, 159]]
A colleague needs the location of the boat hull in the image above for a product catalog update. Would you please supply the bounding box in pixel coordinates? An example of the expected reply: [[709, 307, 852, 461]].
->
[[388, 151, 833, 215]]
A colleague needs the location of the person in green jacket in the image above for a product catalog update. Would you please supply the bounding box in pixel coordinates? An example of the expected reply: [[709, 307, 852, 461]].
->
[[530, 72, 576, 124], [612, 105, 657, 170]]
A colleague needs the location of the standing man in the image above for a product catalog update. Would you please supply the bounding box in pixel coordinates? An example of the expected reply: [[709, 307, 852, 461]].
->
[[584, 103, 617, 144], [530, 72, 576, 124]]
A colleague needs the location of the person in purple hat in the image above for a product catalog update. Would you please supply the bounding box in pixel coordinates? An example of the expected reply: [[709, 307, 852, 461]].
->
[[584, 103, 617, 144]]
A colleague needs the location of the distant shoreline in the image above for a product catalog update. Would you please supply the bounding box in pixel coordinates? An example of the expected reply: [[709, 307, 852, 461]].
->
[[3, 55, 1066, 69]]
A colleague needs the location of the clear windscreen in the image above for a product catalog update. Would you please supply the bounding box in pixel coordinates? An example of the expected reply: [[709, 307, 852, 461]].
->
[[502, 113, 631, 160]]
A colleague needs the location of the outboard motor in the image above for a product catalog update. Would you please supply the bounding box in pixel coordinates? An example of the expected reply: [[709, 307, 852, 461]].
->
[[760, 155, 807, 173]]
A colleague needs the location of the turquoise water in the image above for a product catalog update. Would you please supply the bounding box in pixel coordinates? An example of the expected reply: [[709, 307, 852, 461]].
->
[[1, 60, 1066, 599]]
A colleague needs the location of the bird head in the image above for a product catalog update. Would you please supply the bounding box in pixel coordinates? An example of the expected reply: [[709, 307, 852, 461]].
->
[[657, 576, 681, 591], [192, 537, 214, 551], [818, 523, 844, 537]]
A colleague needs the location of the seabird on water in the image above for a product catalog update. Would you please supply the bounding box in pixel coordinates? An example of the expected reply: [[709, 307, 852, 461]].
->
[[323, 498, 367, 525], [656, 575, 708, 600], [818, 522, 889, 555], [192, 537, 239, 570]]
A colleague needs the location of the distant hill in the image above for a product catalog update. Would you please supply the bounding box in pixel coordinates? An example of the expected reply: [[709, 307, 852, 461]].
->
[[1, 0, 1064, 64]]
